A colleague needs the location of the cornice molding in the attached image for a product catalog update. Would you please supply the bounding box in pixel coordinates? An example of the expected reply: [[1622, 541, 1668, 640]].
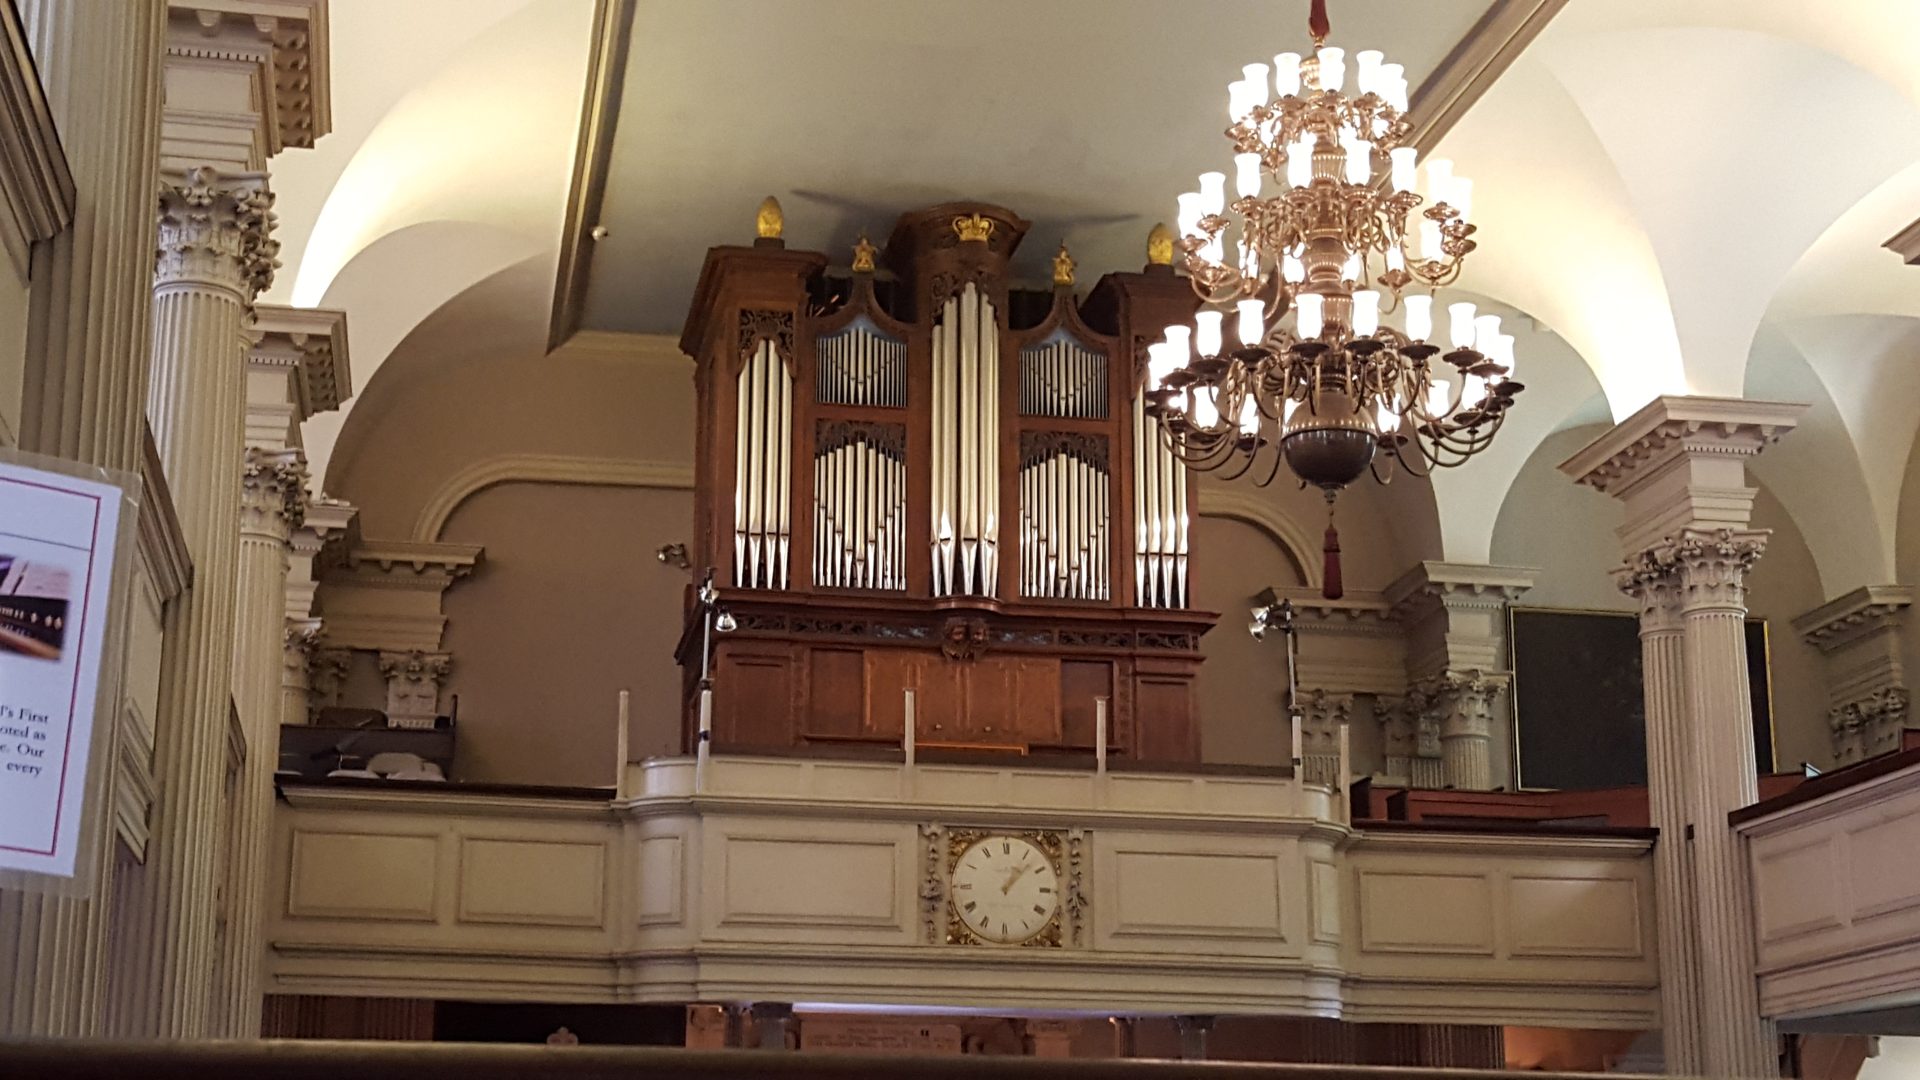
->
[[1793, 584, 1914, 653], [1558, 395, 1805, 496], [547, 0, 637, 353], [249, 302, 351, 418], [412, 453, 696, 541], [0, 0, 74, 272], [166, 1, 331, 155], [1384, 560, 1536, 621], [1404, 0, 1567, 154], [341, 539, 482, 584], [1194, 487, 1320, 589], [1885, 215, 1920, 266]]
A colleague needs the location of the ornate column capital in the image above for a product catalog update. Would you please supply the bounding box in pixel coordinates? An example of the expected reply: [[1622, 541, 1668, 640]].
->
[[1298, 688, 1352, 786], [379, 649, 453, 730], [1411, 670, 1509, 740], [155, 165, 279, 297], [1829, 687, 1910, 765], [240, 446, 307, 541], [1619, 527, 1767, 618]]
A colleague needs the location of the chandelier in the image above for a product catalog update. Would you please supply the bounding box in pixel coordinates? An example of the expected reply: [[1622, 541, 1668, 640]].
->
[[1143, 1, 1523, 593]]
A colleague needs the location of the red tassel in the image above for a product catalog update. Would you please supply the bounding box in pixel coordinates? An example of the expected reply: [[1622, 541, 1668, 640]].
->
[[1308, 0, 1331, 43], [1322, 522, 1344, 600]]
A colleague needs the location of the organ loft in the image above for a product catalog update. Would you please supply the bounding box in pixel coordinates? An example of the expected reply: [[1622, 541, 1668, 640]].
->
[[678, 201, 1215, 761]]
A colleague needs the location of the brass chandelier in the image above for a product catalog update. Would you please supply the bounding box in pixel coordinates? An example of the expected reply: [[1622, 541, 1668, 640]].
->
[[1144, 0, 1524, 566]]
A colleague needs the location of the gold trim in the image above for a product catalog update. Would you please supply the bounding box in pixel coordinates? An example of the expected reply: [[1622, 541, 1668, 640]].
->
[[755, 195, 784, 240], [944, 828, 1064, 948], [547, 0, 638, 353], [851, 234, 876, 273], [952, 213, 995, 245], [1146, 223, 1174, 267]]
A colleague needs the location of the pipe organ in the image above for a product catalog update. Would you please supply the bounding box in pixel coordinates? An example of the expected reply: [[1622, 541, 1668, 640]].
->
[[680, 201, 1212, 762]]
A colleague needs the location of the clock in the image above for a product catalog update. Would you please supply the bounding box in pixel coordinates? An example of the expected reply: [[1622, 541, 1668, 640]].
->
[[945, 830, 1064, 947]]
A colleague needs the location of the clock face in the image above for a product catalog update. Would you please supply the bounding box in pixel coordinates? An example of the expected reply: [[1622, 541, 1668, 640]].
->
[[949, 835, 1062, 945]]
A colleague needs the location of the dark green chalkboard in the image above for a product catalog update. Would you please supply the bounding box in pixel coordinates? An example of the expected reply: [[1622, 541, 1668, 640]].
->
[[1509, 608, 1774, 790]]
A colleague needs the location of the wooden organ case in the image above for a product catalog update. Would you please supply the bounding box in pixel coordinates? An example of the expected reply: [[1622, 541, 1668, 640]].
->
[[679, 202, 1213, 763]]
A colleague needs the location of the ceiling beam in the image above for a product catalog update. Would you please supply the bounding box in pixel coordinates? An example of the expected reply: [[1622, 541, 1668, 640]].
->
[[547, 0, 636, 354], [1404, 0, 1567, 152]]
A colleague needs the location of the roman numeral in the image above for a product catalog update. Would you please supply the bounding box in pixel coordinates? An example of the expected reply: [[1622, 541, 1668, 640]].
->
[[1002, 842, 1010, 855], [956, 883, 972, 890], [1032, 904, 1047, 916], [964, 901, 977, 912]]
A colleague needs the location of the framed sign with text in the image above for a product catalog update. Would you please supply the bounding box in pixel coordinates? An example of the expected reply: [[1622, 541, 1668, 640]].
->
[[0, 452, 135, 885]]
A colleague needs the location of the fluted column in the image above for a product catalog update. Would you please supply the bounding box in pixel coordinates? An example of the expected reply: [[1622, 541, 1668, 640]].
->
[[0, 0, 164, 1040], [120, 166, 277, 1038], [1435, 672, 1504, 792], [215, 448, 304, 1035], [1616, 559, 1701, 1076], [1674, 528, 1777, 1077], [1563, 396, 1802, 1079]]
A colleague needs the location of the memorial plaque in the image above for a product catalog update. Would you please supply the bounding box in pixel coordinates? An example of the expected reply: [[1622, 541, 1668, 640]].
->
[[799, 1018, 965, 1055]]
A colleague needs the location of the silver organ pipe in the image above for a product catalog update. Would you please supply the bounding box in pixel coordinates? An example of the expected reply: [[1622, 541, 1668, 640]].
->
[[931, 282, 999, 597], [1019, 334, 1109, 419], [816, 318, 907, 407], [1018, 433, 1110, 601], [733, 339, 792, 589], [813, 422, 907, 591], [1133, 391, 1187, 607]]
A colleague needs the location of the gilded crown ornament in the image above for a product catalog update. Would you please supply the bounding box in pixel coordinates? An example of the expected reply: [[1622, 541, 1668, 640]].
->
[[952, 212, 995, 244], [851, 233, 877, 273], [1143, 0, 1523, 598], [1052, 241, 1076, 286]]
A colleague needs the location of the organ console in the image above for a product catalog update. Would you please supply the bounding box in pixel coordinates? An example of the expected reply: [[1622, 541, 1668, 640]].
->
[[677, 201, 1214, 762]]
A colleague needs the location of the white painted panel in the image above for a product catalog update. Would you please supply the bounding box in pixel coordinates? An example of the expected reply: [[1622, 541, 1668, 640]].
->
[[1357, 871, 1494, 955], [458, 838, 606, 927], [721, 837, 899, 928], [1508, 876, 1644, 958], [288, 830, 439, 921], [1110, 850, 1283, 939], [810, 762, 900, 801], [1311, 859, 1341, 945], [1848, 814, 1920, 922], [1754, 837, 1845, 944], [637, 834, 683, 925]]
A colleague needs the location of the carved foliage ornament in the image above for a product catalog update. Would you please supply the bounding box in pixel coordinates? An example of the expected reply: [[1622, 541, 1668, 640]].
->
[[156, 166, 280, 295], [737, 309, 795, 366], [1616, 527, 1768, 614], [816, 420, 907, 460], [242, 448, 309, 533], [941, 615, 991, 662], [1019, 430, 1110, 471]]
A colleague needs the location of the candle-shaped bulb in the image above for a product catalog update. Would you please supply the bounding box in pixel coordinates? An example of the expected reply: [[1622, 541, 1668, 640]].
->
[[1192, 385, 1220, 428], [1352, 290, 1381, 336], [1282, 249, 1306, 283], [1238, 394, 1261, 435], [1419, 218, 1444, 261], [1375, 397, 1401, 432], [1283, 397, 1300, 425], [1296, 293, 1324, 339], [1194, 310, 1224, 357], [1390, 147, 1417, 192], [1177, 192, 1206, 238], [1474, 313, 1502, 354], [1317, 47, 1346, 92], [1236, 298, 1267, 346], [1286, 135, 1315, 188], [1381, 64, 1408, 110], [1198, 171, 1227, 215], [1241, 64, 1270, 107], [1451, 176, 1474, 220], [1228, 79, 1253, 123], [1492, 333, 1516, 376], [1234, 152, 1263, 198], [1448, 302, 1478, 348], [1356, 50, 1384, 95], [1164, 324, 1192, 360], [1341, 251, 1362, 282], [1385, 244, 1406, 272], [1145, 342, 1171, 389], [1426, 380, 1450, 415], [1404, 294, 1433, 341], [1345, 139, 1373, 184], [1463, 373, 1488, 404], [1274, 52, 1302, 97]]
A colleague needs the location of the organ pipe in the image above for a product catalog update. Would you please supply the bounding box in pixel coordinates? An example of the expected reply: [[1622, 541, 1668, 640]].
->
[[1020, 334, 1109, 419], [1133, 391, 1187, 607], [1018, 434, 1110, 601], [931, 282, 999, 597], [813, 423, 907, 591], [733, 339, 792, 589]]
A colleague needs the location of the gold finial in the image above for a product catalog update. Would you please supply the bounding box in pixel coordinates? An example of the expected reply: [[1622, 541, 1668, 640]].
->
[[755, 196, 784, 240], [952, 212, 995, 244], [1052, 241, 1076, 287], [851, 233, 877, 273], [1147, 222, 1174, 266]]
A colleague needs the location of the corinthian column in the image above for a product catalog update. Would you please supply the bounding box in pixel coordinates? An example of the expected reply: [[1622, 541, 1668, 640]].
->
[[215, 448, 304, 1034], [1563, 396, 1802, 1079], [0, 0, 164, 1040], [121, 167, 278, 1038]]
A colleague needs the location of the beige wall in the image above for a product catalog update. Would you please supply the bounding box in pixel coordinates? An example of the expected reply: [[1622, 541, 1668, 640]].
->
[[1494, 424, 1829, 770], [1192, 515, 1306, 766], [439, 482, 689, 785]]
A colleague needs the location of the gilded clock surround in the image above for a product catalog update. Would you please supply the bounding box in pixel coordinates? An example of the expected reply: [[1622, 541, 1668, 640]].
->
[[940, 827, 1069, 948]]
